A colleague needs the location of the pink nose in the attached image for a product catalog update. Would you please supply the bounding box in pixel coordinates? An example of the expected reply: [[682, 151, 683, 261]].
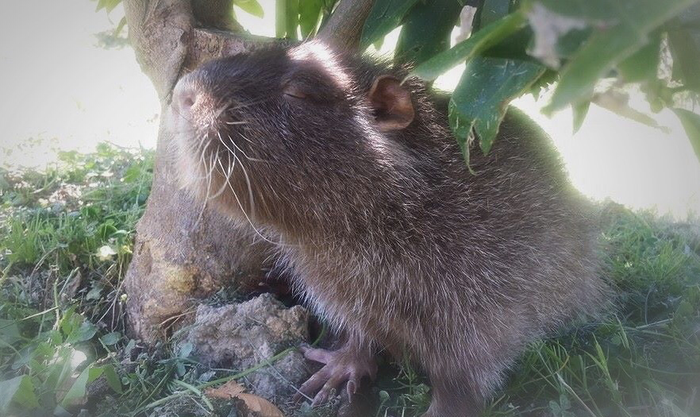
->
[[171, 83, 198, 116]]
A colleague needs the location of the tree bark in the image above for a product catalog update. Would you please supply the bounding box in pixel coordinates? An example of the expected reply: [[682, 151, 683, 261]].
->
[[122, 0, 277, 342], [317, 0, 374, 49], [122, 0, 373, 343]]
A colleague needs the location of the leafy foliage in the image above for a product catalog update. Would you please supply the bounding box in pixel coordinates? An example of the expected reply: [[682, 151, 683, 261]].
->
[[0, 144, 152, 415], [449, 57, 545, 157], [94, 0, 700, 165], [674, 109, 700, 161], [235, 0, 264, 19], [394, 0, 464, 66], [402, 0, 700, 163], [410, 11, 529, 81], [360, 0, 422, 48]]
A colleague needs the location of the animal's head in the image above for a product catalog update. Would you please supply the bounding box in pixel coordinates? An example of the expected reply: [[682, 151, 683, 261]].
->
[[168, 41, 427, 227]]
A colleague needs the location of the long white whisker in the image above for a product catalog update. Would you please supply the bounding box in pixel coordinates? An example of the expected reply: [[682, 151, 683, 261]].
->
[[194, 152, 216, 227], [209, 153, 230, 200], [231, 133, 273, 164], [190, 139, 213, 182], [216, 150, 286, 247], [194, 133, 210, 156], [216, 133, 256, 218], [227, 98, 272, 111], [237, 132, 254, 144], [218, 132, 250, 162], [228, 135, 254, 160], [232, 151, 256, 219]]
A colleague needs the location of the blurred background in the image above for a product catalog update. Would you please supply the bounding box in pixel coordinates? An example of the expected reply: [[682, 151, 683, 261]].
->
[[1, 0, 698, 218]]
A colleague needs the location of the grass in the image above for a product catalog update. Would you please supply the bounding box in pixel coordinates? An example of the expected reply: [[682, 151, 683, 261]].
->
[[0, 143, 698, 416]]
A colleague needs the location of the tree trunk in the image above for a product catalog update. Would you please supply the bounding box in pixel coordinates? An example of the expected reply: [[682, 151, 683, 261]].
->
[[122, 0, 374, 343]]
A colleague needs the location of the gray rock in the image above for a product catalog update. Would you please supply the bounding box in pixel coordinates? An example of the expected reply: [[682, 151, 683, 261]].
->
[[182, 293, 311, 405]]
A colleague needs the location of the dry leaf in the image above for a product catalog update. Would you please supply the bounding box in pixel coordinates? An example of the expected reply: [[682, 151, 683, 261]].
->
[[204, 380, 246, 399], [205, 380, 284, 417], [237, 393, 284, 417]]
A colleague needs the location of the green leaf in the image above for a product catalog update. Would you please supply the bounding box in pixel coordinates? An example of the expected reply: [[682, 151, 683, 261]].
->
[[69, 320, 97, 344], [360, 0, 421, 49], [480, 0, 511, 27], [60, 365, 104, 408], [178, 342, 194, 358], [86, 283, 104, 300], [449, 57, 545, 157], [668, 18, 700, 93], [42, 346, 74, 394], [617, 33, 661, 83], [572, 100, 590, 134], [0, 319, 22, 345], [59, 307, 79, 339], [395, 0, 464, 65], [98, 222, 118, 240], [114, 16, 127, 37], [95, 0, 121, 13], [104, 0, 121, 13], [673, 108, 700, 163], [61, 310, 97, 344], [101, 365, 123, 394], [286, 0, 299, 40], [99, 331, 122, 346], [234, 0, 264, 18], [299, 0, 323, 37], [527, 0, 618, 22], [276, 0, 288, 38], [538, 0, 700, 112], [0, 376, 39, 412], [411, 12, 528, 81], [122, 164, 142, 184]]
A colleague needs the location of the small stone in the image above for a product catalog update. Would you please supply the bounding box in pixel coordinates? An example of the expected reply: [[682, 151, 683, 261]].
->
[[181, 293, 311, 408]]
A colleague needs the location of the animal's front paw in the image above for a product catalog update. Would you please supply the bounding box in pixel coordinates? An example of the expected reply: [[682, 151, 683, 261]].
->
[[293, 345, 378, 406]]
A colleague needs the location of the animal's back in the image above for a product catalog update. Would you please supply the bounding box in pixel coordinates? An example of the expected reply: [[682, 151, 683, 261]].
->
[[464, 109, 606, 328], [400, 106, 608, 407]]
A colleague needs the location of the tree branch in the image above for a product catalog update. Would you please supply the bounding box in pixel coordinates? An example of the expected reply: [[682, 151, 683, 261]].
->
[[123, 0, 194, 101], [185, 29, 276, 71], [191, 0, 244, 32], [317, 0, 375, 49]]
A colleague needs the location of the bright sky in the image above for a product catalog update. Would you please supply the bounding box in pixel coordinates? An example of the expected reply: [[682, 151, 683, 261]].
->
[[1, 0, 699, 219]]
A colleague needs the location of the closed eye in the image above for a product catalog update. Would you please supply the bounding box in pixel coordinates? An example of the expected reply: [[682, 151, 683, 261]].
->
[[283, 85, 307, 100]]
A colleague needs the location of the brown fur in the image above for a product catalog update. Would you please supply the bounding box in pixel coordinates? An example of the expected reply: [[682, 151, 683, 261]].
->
[[167, 41, 609, 416]]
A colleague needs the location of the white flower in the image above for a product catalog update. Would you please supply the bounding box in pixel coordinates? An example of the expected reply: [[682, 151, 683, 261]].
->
[[97, 245, 117, 261]]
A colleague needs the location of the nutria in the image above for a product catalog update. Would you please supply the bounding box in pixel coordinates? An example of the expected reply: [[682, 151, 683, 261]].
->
[[167, 41, 608, 416]]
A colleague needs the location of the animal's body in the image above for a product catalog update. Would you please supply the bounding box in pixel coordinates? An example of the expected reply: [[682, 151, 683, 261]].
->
[[168, 41, 608, 416]]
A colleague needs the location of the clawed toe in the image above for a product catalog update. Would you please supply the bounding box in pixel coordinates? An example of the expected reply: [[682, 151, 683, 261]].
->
[[300, 345, 334, 364], [294, 345, 377, 406]]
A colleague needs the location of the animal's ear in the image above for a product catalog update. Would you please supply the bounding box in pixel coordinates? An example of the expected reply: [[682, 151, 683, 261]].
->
[[368, 75, 415, 131]]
